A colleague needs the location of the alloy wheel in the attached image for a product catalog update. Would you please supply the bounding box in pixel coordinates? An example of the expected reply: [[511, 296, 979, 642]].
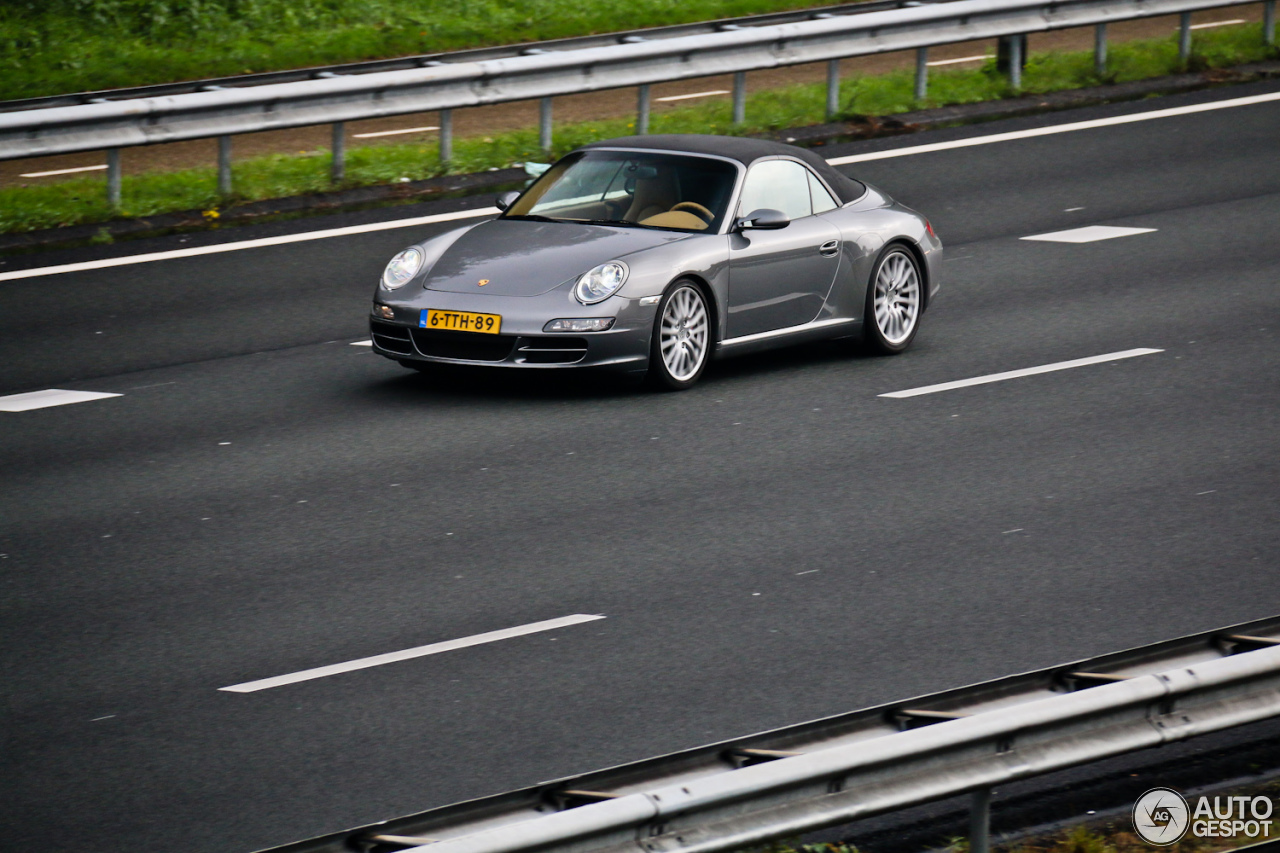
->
[[873, 250, 921, 346], [658, 284, 710, 382]]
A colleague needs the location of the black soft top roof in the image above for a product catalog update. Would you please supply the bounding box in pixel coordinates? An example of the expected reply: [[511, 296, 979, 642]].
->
[[581, 134, 866, 205]]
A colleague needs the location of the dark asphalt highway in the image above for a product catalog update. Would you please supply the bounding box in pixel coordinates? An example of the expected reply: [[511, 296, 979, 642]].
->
[[1, 81, 1278, 853]]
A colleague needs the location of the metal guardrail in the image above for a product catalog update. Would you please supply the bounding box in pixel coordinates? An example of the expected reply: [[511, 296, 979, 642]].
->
[[261, 616, 1280, 853], [1, 0, 1275, 206], [0, 0, 938, 114]]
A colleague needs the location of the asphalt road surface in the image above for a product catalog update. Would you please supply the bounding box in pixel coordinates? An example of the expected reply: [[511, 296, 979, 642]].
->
[[1, 80, 1277, 853]]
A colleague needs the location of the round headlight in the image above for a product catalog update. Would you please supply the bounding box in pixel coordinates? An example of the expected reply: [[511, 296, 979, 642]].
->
[[382, 247, 424, 290], [574, 262, 629, 304]]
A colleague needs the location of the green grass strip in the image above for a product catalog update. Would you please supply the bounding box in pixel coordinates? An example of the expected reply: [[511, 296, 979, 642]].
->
[[0, 0, 839, 102], [3, 24, 1275, 236]]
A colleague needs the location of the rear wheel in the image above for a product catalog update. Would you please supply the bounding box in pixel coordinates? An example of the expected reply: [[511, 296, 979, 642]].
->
[[863, 245, 923, 354], [648, 280, 711, 390]]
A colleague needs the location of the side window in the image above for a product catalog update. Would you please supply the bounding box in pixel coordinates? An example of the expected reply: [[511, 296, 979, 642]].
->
[[738, 160, 812, 221], [808, 170, 839, 214]]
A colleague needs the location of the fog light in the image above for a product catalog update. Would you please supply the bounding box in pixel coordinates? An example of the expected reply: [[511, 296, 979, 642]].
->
[[543, 318, 615, 333], [372, 304, 395, 320]]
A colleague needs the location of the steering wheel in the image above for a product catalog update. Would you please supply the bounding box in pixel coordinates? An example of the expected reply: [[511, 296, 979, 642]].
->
[[669, 201, 715, 223]]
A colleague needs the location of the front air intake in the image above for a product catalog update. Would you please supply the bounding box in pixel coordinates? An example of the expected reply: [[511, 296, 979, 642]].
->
[[410, 328, 517, 362]]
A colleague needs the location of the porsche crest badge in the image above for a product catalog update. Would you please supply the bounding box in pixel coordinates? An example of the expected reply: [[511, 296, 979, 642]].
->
[[477, 279, 490, 286]]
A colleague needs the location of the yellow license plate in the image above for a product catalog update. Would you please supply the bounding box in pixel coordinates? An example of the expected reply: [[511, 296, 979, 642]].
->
[[421, 309, 502, 334]]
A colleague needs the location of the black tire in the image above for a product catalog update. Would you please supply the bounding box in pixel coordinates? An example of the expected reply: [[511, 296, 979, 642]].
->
[[647, 280, 713, 391], [862, 244, 924, 355]]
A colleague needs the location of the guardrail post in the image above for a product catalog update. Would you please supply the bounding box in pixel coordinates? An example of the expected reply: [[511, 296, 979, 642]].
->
[[914, 47, 929, 100], [106, 147, 122, 210], [1265, 0, 1275, 44], [1094, 23, 1108, 76], [331, 122, 345, 184], [539, 97, 553, 153], [997, 34, 1026, 90], [439, 109, 453, 167], [826, 59, 841, 118], [217, 135, 232, 197], [732, 71, 747, 125], [1179, 11, 1193, 63], [1008, 35, 1023, 91], [637, 85, 651, 134], [970, 787, 992, 853]]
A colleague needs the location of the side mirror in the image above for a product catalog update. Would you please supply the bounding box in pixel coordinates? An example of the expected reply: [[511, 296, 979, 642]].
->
[[495, 191, 521, 211], [734, 208, 790, 231]]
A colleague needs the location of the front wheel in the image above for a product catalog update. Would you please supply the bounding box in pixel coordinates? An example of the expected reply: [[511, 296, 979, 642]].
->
[[863, 245, 923, 354], [648, 281, 712, 390]]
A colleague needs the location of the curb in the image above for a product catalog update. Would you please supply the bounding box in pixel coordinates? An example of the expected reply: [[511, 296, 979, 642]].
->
[[4, 59, 1278, 254]]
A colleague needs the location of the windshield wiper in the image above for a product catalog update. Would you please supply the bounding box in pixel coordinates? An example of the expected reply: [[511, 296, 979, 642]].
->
[[502, 214, 565, 223], [581, 219, 646, 228]]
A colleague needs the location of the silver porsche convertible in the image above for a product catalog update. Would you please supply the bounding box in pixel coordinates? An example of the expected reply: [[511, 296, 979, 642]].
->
[[370, 134, 941, 389]]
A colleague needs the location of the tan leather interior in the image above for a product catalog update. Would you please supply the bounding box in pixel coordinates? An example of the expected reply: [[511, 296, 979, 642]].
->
[[638, 211, 709, 230]]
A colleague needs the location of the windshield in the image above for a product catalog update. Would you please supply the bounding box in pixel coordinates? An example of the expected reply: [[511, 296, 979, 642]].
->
[[502, 151, 739, 233]]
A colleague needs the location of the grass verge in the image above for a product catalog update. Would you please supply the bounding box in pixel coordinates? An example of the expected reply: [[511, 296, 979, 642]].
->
[[752, 779, 1280, 853], [2, 23, 1275, 236], [751, 821, 1268, 853], [0, 0, 838, 102]]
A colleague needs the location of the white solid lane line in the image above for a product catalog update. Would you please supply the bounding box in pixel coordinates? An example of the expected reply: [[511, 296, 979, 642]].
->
[[353, 125, 440, 138], [827, 91, 1280, 165], [0, 389, 122, 412], [0, 207, 499, 283], [7, 90, 1275, 283], [1022, 225, 1157, 243], [219, 613, 606, 693], [656, 90, 730, 102], [880, 348, 1164, 398], [927, 54, 990, 66], [21, 164, 108, 178], [1188, 18, 1245, 28]]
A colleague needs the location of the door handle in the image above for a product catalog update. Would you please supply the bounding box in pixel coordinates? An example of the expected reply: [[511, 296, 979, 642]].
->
[[819, 240, 840, 257]]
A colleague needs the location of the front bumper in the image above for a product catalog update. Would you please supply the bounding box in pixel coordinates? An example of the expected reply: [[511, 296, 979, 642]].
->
[[369, 290, 655, 372]]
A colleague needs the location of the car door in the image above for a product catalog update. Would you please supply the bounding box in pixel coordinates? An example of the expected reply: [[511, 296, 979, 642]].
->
[[726, 159, 841, 339]]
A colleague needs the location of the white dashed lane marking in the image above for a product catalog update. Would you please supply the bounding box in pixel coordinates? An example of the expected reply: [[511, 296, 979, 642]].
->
[[0, 389, 122, 412], [219, 613, 606, 693], [927, 54, 990, 66], [353, 125, 439, 139], [21, 165, 108, 178], [1021, 225, 1157, 243], [656, 90, 730, 102], [350, 340, 373, 346], [880, 349, 1164, 398]]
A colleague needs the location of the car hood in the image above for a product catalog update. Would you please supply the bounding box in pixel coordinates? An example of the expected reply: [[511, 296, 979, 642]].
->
[[422, 219, 690, 296]]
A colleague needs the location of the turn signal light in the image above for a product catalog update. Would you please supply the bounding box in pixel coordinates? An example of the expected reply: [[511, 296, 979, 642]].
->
[[543, 318, 615, 332]]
